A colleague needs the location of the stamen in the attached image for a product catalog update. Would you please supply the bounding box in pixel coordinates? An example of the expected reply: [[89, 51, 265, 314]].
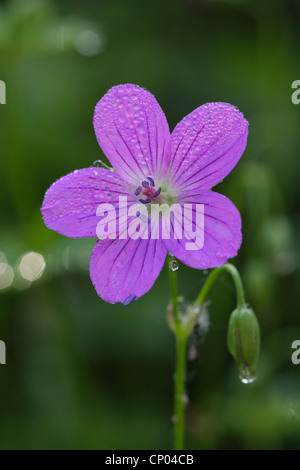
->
[[146, 177, 155, 187], [134, 186, 143, 196], [139, 198, 151, 204], [153, 187, 161, 197], [135, 178, 161, 203]]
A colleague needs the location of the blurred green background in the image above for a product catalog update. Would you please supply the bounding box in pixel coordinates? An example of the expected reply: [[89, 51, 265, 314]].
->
[[0, 0, 300, 450]]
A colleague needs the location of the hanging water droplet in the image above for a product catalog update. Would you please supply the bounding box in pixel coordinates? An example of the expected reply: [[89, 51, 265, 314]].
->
[[123, 294, 136, 306], [239, 364, 256, 384], [169, 259, 179, 271]]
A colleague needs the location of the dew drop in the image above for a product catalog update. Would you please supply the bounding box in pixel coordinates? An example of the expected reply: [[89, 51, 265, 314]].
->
[[169, 259, 179, 271], [123, 294, 136, 306], [93, 160, 113, 170], [137, 123, 146, 134], [93, 160, 104, 168], [239, 364, 256, 384]]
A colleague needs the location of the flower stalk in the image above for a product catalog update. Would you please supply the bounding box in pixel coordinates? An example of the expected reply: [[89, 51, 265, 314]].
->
[[167, 254, 188, 451], [168, 260, 259, 450], [194, 263, 245, 309]]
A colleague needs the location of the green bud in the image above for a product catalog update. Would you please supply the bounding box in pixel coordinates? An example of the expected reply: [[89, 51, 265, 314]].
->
[[227, 306, 260, 384]]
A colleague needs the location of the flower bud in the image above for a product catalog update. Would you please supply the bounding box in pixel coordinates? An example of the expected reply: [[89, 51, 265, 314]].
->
[[227, 306, 260, 384]]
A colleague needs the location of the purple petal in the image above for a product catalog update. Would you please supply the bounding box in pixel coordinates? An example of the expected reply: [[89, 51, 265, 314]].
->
[[41, 168, 135, 238], [89, 238, 167, 304], [93, 84, 170, 184], [163, 190, 242, 269], [168, 102, 248, 191]]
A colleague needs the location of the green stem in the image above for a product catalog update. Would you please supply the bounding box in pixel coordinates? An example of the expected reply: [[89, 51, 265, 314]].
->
[[167, 254, 187, 450], [174, 333, 187, 450], [168, 255, 180, 329], [167, 261, 245, 450], [195, 263, 245, 309]]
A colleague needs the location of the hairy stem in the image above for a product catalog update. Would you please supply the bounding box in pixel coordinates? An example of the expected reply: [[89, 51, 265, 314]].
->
[[167, 261, 245, 450], [173, 332, 187, 450], [167, 254, 187, 450]]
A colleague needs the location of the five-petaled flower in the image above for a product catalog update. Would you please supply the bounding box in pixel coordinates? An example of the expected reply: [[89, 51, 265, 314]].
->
[[41, 84, 248, 305]]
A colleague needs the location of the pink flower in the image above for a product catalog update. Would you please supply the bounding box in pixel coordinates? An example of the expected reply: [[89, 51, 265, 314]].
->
[[41, 84, 248, 305]]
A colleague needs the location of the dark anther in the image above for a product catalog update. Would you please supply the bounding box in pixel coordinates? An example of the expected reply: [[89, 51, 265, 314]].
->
[[146, 177, 155, 187]]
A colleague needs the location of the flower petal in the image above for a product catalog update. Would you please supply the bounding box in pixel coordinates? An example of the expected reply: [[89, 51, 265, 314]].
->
[[163, 189, 242, 269], [90, 238, 167, 304], [93, 84, 170, 184], [41, 168, 135, 238], [168, 102, 248, 191]]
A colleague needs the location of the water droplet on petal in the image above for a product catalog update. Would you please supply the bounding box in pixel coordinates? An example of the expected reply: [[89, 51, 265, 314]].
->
[[93, 160, 104, 168], [93, 160, 114, 170], [239, 364, 256, 384], [123, 294, 136, 306], [169, 260, 179, 271]]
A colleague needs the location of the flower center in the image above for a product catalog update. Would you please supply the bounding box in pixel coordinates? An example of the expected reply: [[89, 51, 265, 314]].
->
[[134, 177, 162, 204]]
